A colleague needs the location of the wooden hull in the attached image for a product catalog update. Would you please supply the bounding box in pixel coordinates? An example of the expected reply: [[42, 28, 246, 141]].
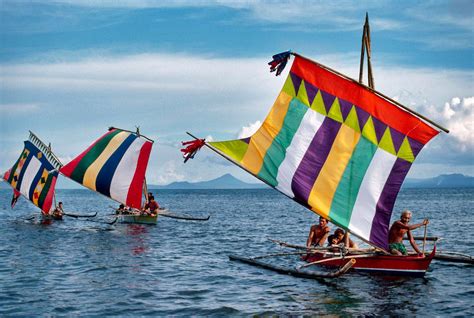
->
[[118, 214, 157, 225], [305, 245, 436, 277]]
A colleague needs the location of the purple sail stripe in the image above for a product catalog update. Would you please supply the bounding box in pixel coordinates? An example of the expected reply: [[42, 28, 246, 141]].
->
[[369, 158, 412, 249], [241, 137, 251, 144], [354, 106, 370, 131], [304, 81, 319, 106], [339, 99, 353, 121], [291, 117, 342, 205], [372, 116, 387, 143], [320, 90, 336, 114], [290, 72, 302, 96], [390, 128, 405, 153], [407, 136, 424, 158]]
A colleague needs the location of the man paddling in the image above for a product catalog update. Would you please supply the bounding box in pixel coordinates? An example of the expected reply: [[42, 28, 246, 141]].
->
[[388, 210, 429, 256]]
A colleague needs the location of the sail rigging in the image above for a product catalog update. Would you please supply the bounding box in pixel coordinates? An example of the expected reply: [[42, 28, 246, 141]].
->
[[59, 127, 153, 209], [203, 53, 443, 250], [2, 132, 61, 215]]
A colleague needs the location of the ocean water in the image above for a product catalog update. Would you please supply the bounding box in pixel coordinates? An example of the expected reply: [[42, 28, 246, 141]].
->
[[0, 187, 472, 316]]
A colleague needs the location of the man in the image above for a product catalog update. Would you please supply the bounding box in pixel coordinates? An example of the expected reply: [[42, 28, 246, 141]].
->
[[388, 210, 429, 256], [144, 195, 159, 216], [52, 202, 64, 220], [306, 216, 330, 247]]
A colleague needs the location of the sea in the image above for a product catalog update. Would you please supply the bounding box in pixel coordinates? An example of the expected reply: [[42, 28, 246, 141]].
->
[[0, 187, 472, 316]]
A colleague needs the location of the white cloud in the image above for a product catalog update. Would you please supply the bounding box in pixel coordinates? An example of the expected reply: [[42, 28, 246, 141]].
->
[[0, 103, 40, 113], [237, 120, 261, 139]]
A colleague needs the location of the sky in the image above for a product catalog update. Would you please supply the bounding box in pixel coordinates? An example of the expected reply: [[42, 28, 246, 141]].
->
[[0, 0, 473, 188]]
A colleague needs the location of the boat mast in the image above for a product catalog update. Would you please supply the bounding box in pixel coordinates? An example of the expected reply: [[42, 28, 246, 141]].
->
[[359, 13, 375, 89], [136, 126, 149, 207]]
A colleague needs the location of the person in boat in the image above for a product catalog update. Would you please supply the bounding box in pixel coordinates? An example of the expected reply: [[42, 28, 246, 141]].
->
[[143, 195, 159, 216], [52, 202, 64, 220], [388, 210, 429, 256], [327, 228, 358, 251], [306, 216, 330, 247], [116, 204, 128, 215]]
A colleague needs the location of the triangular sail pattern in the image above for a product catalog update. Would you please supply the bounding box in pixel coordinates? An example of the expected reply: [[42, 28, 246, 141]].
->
[[2, 140, 58, 214], [60, 128, 153, 209], [209, 55, 440, 249]]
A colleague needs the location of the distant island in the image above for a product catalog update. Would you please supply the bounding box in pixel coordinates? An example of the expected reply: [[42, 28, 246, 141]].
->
[[148, 173, 266, 190], [1, 173, 473, 190]]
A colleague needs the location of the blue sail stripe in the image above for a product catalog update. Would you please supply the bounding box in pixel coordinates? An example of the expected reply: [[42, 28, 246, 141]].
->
[[95, 133, 138, 198]]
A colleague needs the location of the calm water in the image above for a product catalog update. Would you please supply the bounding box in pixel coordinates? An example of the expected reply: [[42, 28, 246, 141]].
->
[[0, 188, 472, 316]]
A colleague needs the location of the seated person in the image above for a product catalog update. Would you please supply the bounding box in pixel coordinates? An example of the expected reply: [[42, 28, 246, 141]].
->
[[143, 195, 159, 216], [306, 216, 330, 247], [52, 202, 64, 219], [388, 210, 428, 256], [334, 228, 358, 249]]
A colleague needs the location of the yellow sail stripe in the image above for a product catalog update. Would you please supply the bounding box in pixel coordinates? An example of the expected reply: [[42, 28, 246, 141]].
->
[[308, 124, 361, 219], [82, 131, 130, 190], [32, 169, 49, 205], [241, 91, 293, 174]]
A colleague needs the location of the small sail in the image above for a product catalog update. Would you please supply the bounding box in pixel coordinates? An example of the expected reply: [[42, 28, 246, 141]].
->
[[207, 54, 442, 250], [2, 134, 61, 215], [59, 128, 153, 209]]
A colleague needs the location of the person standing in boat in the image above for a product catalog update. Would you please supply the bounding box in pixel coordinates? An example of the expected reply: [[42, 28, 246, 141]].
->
[[306, 216, 330, 247], [388, 210, 429, 256]]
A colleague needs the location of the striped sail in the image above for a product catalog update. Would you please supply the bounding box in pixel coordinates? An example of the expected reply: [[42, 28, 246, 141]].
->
[[2, 139, 60, 214], [208, 55, 441, 249], [60, 128, 153, 209]]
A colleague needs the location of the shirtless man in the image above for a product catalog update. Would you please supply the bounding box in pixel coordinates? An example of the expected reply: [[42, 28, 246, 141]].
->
[[388, 210, 429, 256], [306, 216, 330, 247]]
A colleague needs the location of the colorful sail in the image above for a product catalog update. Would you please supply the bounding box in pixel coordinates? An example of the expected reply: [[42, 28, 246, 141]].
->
[[60, 128, 153, 209], [207, 54, 441, 250], [2, 133, 61, 214]]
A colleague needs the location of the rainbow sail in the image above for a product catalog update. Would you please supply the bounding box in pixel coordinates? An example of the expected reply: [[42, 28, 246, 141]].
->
[[207, 54, 442, 249], [2, 132, 61, 215], [60, 128, 153, 209]]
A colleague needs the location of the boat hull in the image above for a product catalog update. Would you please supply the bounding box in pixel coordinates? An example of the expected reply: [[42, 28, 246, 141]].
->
[[305, 246, 436, 277], [118, 214, 157, 225]]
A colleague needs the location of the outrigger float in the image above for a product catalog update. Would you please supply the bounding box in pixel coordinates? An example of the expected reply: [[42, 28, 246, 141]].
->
[[183, 15, 472, 278]]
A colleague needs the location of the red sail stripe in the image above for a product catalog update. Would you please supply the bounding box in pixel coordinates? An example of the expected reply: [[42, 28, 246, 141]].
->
[[60, 129, 117, 177], [291, 56, 439, 144], [42, 175, 57, 214], [126, 141, 153, 209]]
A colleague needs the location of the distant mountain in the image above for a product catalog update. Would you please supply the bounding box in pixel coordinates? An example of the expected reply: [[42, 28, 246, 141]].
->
[[403, 174, 474, 188], [149, 173, 266, 190]]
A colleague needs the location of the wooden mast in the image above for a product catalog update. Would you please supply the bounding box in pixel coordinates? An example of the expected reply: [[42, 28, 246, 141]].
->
[[359, 12, 375, 89]]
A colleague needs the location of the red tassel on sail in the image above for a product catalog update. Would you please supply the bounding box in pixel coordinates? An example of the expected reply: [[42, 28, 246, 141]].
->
[[181, 139, 206, 163]]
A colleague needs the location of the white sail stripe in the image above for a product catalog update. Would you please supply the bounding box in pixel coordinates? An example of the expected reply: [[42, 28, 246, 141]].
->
[[276, 109, 325, 197], [19, 156, 42, 199], [348, 148, 398, 240], [109, 137, 147, 205]]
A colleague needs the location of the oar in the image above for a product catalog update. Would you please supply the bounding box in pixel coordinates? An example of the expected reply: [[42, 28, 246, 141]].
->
[[64, 212, 98, 218]]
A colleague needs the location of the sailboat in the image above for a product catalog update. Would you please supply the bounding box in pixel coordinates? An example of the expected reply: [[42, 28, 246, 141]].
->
[[183, 18, 449, 277], [2, 131, 62, 219], [59, 127, 157, 224]]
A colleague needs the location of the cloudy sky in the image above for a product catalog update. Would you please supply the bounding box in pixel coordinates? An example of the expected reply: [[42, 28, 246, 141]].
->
[[1, 0, 472, 187]]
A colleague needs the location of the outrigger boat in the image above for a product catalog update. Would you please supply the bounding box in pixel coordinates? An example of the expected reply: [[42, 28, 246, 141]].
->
[[2, 131, 62, 220], [59, 127, 157, 225], [183, 16, 452, 278]]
